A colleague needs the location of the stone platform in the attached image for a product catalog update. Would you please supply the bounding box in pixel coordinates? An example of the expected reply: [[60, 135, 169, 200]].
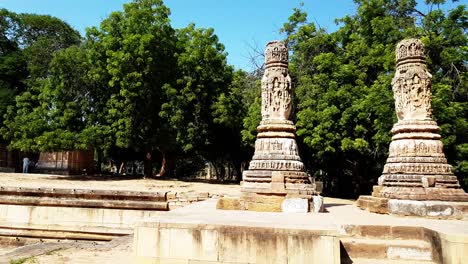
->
[[0, 173, 234, 242], [357, 195, 468, 219], [134, 198, 468, 264]]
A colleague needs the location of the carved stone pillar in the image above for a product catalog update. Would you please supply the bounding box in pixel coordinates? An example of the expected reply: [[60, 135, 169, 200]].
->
[[357, 39, 468, 218], [239, 41, 317, 212]]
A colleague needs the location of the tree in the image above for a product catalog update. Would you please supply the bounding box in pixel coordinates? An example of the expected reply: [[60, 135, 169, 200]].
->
[[212, 69, 260, 179], [283, 0, 468, 197], [161, 23, 234, 178], [82, 0, 178, 177], [1, 10, 81, 151], [0, 9, 27, 139]]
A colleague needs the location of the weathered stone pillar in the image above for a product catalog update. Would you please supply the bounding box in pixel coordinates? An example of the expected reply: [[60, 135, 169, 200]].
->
[[239, 41, 317, 212], [357, 38, 468, 218]]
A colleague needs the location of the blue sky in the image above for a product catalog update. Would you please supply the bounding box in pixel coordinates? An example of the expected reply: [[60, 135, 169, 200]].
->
[[0, 0, 461, 70], [0, 0, 357, 70]]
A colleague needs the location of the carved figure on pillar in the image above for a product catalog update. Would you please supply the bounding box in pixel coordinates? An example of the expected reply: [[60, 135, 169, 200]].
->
[[357, 39, 467, 218], [240, 41, 317, 212]]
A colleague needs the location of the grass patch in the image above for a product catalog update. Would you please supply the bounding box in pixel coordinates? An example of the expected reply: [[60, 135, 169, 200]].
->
[[9, 257, 36, 264]]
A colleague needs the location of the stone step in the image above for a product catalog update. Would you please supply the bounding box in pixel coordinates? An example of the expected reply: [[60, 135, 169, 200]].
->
[[342, 225, 428, 240], [341, 258, 437, 264], [0, 195, 169, 210], [0, 186, 168, 201], [0, 227, 120, 241], [340, 237, 433, 261]]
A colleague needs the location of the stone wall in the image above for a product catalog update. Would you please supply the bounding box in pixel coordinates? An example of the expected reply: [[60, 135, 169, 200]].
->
[[134, 223, 340, 264]]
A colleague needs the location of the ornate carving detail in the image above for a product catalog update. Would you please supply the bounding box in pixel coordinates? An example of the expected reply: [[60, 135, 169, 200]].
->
[[242, 40, 315, 197], [249, 160, 305, 171], [396, 38, 425, 63], [265, 41, 288, 67], [254, 138, 299, 156], [261, 64, 292, 120], [371, 38, 468, 202], [388, 139, 444, 157], [392, 38, 432, 121], [383, 163, 452, 174]]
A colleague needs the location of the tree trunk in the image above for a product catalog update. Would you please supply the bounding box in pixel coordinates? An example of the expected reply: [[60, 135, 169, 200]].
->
[[158, 151, 166, 177], [144, 152, 152, 178], [119, 161, 125, 175], [157, 149, 175, 178], [96, 148, 102, 174]]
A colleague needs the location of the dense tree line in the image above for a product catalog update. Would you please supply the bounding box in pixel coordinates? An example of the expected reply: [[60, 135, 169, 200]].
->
[[0, 0, 466, 197], [239, 0, 467, 197], [0, 0, 244, 178], [284, 0, 467, 197]]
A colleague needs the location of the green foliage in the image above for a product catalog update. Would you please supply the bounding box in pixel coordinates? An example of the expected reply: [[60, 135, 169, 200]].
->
[[241, 97, 261, 148], [161, 23, 233, 153], [2, 0, 238, 178], [89, 0, 177, 155], [0, 9, 81, 149], [9, 257, 36, 264], [286, 0, 468, 196]]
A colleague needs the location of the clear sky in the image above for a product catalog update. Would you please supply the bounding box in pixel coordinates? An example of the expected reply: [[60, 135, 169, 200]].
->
[[0, 0, 460, 70]]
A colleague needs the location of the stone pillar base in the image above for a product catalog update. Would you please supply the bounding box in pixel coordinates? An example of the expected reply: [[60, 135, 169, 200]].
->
[[217, 192, 324, 213], [372, 185, 468, 202], [357, 195, 468, 219]]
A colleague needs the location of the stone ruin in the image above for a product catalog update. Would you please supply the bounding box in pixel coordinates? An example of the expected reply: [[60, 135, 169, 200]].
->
[[218, 41, 318, 212], [357, 38, 468, 218]]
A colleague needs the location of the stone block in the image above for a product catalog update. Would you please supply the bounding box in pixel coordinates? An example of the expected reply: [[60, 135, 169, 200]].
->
[[356, 195, 389, 214], [271, 171, 286, 192], [134, 226, 159, 258], [422, 176, 436, 188], [387, 246, 432, 261], [388, 199, 427, 217], [241, 193, 285, 204], [313, 195, 324, 213], [288, 235, 339, 264], [340, 238, 387, 259], [281, 198, 308, 213], [245, 201, 282, 212], [166, 192, 176, 201], [197, 192, 209, 198], [426, 204, 455, 217], [391, 226, 424, 240], [372, 185, 383, 196], [216, 197, 242, 210], [359, 225, 391, 238]]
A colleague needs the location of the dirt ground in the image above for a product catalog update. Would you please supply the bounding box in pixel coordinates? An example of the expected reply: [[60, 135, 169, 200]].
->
[[0, 172, 241, 197]]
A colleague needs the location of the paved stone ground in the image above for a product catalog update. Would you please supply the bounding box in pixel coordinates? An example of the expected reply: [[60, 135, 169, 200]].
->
[[1, 172, 467, 263], [3, 236, 132, 264]]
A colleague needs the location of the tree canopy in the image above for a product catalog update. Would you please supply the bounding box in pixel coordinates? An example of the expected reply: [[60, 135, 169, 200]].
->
[[0, 0, 466, 193], [280, 0, 468, 197]]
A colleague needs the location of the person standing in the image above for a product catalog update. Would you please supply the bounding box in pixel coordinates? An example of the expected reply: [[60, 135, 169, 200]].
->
[[22, 157, 30, 173]]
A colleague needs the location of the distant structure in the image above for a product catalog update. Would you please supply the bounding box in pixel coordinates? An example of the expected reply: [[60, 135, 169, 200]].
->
[[0, 144, 17, 172], [36, 150, 94, 175], [357, 38, 468, 218], [237, 41, 317, 212]]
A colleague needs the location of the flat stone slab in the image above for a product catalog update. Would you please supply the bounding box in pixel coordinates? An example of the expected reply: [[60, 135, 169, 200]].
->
[[388, 199, 468, 219], [357, 195, 468, 220], [138, 198, 468, 239], [135, 198, 468, 264], [282, 198, 309, 213]]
